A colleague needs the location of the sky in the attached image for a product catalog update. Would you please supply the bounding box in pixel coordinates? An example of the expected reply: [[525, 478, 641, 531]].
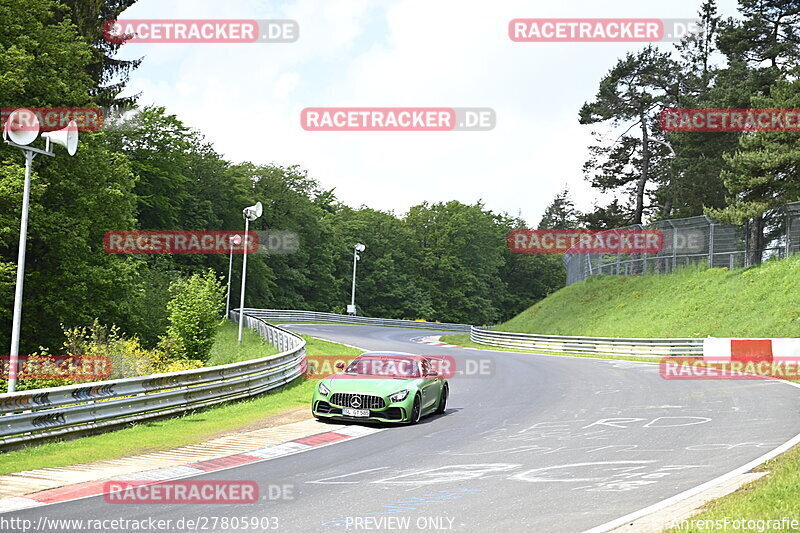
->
[[114, 0, 741, 226]]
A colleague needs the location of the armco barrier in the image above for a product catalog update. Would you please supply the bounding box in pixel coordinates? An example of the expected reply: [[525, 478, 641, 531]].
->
[[243, 308, 471, 332], [254, 309, 701, 357], [470, 326, 704, 358], [0, 312, 305, 450]]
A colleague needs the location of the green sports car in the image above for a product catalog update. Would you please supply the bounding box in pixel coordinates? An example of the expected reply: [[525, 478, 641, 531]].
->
[[311, 352, 449, 424]]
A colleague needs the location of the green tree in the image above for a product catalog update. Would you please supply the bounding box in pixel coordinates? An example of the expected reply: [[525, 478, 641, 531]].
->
[[238, 164, 339, 312], [717, 0, 800, 72], [580, 46, 679, 225], [405, 201, 506, 324], [329, 207, 433, 318], [708, 79, 800, 263], [165, 269, 225, 362], [0, 0, 93, 108], [580, 199, 633, 229], [104, 107, 194, 230], [499, 214, 564, 322], [59, 0, 142, 109], [0, 1, 140, 353], [659, 0, 732, 219], [703, 0, 800, 263], [538, 188, 581, 229]]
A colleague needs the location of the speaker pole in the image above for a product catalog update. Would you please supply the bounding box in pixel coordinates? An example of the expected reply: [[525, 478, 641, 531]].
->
[[237, 216, 250, 344], [236, 203, 263, 344], [3, 106, 74, 393], [7, 151, 35, 393]]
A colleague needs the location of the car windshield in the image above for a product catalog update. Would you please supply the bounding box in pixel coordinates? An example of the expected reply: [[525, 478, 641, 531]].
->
[[344, 357, 420, 378]]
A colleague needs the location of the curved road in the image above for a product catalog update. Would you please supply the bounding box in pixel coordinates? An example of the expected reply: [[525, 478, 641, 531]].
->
[[5, 324, 800, 532]]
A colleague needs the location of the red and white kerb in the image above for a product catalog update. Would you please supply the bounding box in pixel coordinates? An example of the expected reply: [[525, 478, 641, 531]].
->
[[702, 338, 800, 363]]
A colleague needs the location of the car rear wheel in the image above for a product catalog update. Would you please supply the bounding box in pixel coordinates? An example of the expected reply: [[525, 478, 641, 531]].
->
[[435, 384, 448, 415], [410, 395, 421, 424]]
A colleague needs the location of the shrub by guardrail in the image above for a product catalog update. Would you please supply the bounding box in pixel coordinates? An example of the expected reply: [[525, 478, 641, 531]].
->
[[0, 312, 305, 450]]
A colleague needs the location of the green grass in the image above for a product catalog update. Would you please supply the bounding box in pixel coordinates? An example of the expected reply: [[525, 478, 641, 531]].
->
[[0, 334, 364, 474], [666, 443, 800, 532], [206, 321, 280, 365], [443, 257, 800, 361], [496, 258, 800, 338]]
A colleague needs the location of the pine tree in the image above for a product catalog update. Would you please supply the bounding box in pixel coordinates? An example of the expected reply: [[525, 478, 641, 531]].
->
[[661, 0, 732, 219], [59, 0, 142, 109], [538, 188, 581, 229], [580, 46, 679, 224], [706, 0, 800, 264]]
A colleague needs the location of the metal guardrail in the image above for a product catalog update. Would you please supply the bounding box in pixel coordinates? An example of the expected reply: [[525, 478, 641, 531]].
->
[[0, 312, 305, 450], [470, 326, 703, 358], [244, 308, 472, 332], [250, 309, 697, 358]]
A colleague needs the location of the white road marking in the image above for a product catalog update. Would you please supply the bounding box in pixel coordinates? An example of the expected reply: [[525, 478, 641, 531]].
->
[[307, 467, 389, 484], [373, 464, 521, 485]]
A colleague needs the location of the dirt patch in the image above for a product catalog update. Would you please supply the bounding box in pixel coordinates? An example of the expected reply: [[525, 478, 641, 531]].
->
[[208, 406, 313, 439]]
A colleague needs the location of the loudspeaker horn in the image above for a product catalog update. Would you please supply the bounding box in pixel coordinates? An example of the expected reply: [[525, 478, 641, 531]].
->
[[2, 108, 40, 146], [42, 120, 78, 156], [244, 201, 263, 221]]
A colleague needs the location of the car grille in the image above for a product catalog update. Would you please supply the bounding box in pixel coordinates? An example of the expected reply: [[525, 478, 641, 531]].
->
[[330, 393, 385, 409]]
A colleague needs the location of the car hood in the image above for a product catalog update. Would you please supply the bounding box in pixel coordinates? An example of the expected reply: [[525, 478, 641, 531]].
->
[[323, 375, 419, 396]]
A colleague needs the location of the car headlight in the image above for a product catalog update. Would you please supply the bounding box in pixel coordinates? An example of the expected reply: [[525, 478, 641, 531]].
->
[[389, 389, 409, 402], [318, 382, 330, 396]]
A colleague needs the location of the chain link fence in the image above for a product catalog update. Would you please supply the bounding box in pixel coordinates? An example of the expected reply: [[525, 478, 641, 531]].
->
[[565, 201, 800, 285]]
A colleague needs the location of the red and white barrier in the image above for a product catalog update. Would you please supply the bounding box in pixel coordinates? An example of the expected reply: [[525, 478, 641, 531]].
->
[[703, 338, 800, 363]]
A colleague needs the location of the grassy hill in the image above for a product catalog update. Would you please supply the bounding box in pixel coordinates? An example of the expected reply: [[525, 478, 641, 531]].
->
[[495, 256, 800, 338]]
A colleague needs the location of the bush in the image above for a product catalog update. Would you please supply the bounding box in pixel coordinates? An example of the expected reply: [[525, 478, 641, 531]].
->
[[164, 269, 225, 362], [0, 351, 79, 392], [154, 359, 205, 373], [119, 261, 181, 349], [63, 321, 159, 379], [0, 317, 211, 392]]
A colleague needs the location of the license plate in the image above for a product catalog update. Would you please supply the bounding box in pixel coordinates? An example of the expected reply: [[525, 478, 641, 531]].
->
[[342, 408, 369, 417]]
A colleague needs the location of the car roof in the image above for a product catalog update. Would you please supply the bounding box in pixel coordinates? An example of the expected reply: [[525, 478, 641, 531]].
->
[[358, 351, 420, 358]]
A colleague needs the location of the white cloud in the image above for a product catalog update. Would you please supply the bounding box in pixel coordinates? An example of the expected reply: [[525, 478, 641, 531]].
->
[[116, 0, 741, 225], [272, 73, 300, 100]]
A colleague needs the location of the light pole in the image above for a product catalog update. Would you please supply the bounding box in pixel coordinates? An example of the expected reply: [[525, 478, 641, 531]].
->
[[347, 243, 365, 315], [3, 109, 79, 393], [238, 202, 262, 344], [225, 234, 242, 318]]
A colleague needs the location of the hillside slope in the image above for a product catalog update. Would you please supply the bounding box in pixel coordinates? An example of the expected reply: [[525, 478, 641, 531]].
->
[[497, 257, 800, 338]]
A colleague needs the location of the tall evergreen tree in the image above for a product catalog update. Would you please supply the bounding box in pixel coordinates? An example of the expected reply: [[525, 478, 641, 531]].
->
[[580, 46, 679, 224], [59, 0, 142, 109], [660, 0, 732, 219], [707, 0, 800, 263], [538, 188, 581, 229]]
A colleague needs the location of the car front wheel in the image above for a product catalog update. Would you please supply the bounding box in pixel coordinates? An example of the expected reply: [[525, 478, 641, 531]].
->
[[435, 384, 448, 415], [409, 394, 421, 424]]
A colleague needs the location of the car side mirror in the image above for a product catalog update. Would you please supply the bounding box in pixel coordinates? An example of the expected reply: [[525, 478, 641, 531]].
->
[[335, 362, 346, 371]]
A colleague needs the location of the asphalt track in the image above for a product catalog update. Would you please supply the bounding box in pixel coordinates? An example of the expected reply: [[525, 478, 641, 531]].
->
[[4, 324, 800, 533]]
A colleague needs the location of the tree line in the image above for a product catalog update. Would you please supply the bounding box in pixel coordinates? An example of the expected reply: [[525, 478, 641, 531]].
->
[[575, 0, 800, 267], [0, 0, 564, 356]]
